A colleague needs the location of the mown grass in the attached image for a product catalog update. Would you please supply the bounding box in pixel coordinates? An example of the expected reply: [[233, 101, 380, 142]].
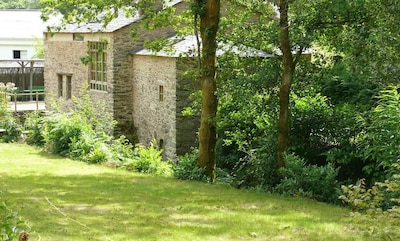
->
[[0, 143, 366, 241]]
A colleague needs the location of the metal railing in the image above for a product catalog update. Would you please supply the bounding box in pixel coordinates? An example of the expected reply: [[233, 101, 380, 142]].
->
[[0, 91, 45, 111]]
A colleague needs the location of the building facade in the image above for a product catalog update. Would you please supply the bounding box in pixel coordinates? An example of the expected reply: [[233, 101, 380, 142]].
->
[[44, 1, 199, 160]]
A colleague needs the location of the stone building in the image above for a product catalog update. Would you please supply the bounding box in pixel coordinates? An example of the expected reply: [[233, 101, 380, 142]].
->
[[44, 0, 198, 160], [44, 0, 268, 160]]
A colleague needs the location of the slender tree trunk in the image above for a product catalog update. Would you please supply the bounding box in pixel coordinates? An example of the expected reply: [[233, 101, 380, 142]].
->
[[197, 0, 220, 182], [277, 0, 294, 168]]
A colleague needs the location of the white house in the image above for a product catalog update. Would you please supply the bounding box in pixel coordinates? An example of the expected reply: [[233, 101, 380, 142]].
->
[[0, 10, 45, 61]]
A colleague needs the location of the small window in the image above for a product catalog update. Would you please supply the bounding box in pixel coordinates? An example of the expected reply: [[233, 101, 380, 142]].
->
[[66, 76, 72, 99], [13, 50, 21, 59], [57, 74, 63, 97], [73, 33, 84, 41], [159, 85, 164, 102]]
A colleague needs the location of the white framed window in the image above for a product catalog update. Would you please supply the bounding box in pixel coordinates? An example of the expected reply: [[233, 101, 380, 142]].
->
[[88, 41, 107, 92]]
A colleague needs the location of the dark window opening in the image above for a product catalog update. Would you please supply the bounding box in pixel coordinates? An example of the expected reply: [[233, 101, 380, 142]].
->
[[66, 76, 72, 99], [13, 50, 21, 59], [159, 85, 164, 102], [57, 74, 63, 97]]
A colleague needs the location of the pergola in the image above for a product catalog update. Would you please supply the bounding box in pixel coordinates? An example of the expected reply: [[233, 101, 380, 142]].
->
[[0, 59, 44, 101]]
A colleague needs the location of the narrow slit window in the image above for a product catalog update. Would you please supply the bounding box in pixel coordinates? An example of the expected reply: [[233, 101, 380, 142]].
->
[[57, 74, 63, 97], [159, 85, 164, 102], [66, 76, 72, 99]]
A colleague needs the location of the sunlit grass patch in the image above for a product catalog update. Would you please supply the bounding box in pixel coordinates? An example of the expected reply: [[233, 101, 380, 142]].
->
[[0, 143, 368, 240]]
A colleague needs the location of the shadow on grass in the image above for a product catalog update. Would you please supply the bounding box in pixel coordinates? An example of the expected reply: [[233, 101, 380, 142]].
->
[[1, 169, 358, 241], [0, 144, 358, 240]]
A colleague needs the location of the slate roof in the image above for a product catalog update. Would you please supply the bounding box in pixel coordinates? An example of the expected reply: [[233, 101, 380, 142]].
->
[[52, 0, 183, 33], [56, 12, 140, 33], [133, 35, 273, 58], [0, 10, 46, 39]]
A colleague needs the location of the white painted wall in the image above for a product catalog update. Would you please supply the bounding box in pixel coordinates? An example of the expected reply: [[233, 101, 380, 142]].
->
[[0, 38, 36, 60], [0, 10, 45, 60]]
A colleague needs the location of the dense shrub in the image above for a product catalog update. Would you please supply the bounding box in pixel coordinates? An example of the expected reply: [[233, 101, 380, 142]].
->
[[289, 93, 334, 165], [339, 164, 400, 240], [121, 142, 173, 176], [109, 136, 135, 164], [231, 146, 279, 190], [0, 193, 25, 241], [359, 86, 400, 181], [24, 111, 45, 146], [173, 149, 207, 181], [0, 117, 22, 143], [173, 149, 232, 183], [42, 113, 94, 156], [0, 89, 22, 143], [274, 153, 340, 203]]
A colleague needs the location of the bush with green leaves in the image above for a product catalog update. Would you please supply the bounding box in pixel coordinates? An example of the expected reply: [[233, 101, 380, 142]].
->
[[24, 111, 45, 146], [121, 142, 173, 176], [359, 86, 400, 181], [173, 149, 232, 183], [0, 86, 22, 143], [0, 116, 22, 143], [42, 113, 94, 156], [289, 93, 334, 165], [230, 145, 279, 190], [339, 164, 400, 240], [173, 149, 207, 181], [0, 193, 25, 241], [274, 153, 340, 203]]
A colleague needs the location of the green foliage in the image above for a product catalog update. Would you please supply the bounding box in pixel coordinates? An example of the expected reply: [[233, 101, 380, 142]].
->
[[340, 164, 400, 213], [0, 193, 25, 241], [42, 113, 91, 156], [289, 93, 334, 163], [69, 133, 110, 164], [39, 86, 119, 163], [339, 164, 400, 240], [359, 86, 400, 181], [173, 149, 231, 183], [24, 111, 45, 146], [0, 116, 22, 143], [173, 149, 207, 181], [274, 153, 340, 203], [109, 135, 135, 164], [121, 142, 173, 177], [32, 37, 44, 59], [70, 88, 116, 136], [0, 85, 22, 143], [340, 179, 384, 211]]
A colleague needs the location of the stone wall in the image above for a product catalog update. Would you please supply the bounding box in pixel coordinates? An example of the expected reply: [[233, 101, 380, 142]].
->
[[44, 33, 114, 110], [176, 57, 200, 156], [132, 55, 177, 160], [111, 25, 135, 136], [112, 0, 188, 136]]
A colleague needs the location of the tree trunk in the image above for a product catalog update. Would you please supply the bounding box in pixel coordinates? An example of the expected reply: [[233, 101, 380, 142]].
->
[[277, 0, 294, 169], [197, 0, 220, 182]]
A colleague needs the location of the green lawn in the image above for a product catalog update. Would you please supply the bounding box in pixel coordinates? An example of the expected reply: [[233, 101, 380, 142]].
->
[[0, 143, 365, 241]]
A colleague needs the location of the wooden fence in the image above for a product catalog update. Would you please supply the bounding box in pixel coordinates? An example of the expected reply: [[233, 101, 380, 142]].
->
[[0, 91, 45, 112]]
